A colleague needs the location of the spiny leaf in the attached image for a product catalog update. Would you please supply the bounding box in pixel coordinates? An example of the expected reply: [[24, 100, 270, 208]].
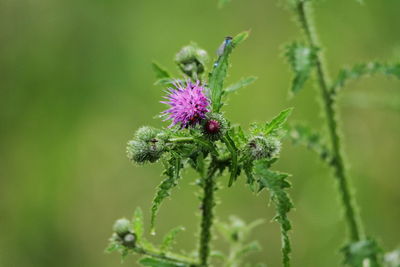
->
[[160, 226, 185, 252], [287, 124, 332, 164], [150, 156, 182, 233], [264, 108, 293, 136], [138, 257, 188, 267], [341, 239, 382, 267], [224, 76, 258, 96], [331, 62, 400, 94], [285, 42, 317, 95], [152, 62, 171, 80], [209, 31, 249, 112], [254, 160, 293, 267], [132, 207, 144, 242]]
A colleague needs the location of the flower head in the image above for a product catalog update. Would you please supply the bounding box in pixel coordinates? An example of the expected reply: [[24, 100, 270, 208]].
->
[[161, 80, 210, 128]]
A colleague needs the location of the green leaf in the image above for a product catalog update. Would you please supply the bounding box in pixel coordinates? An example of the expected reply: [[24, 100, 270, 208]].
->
[[132, 207, 144, 242], [264, 108, 293, 136], [209, 31, 249, 112], [341, 239, 382, 267], [160, 226, 185, 252], [152, 62, 171, 80], [232, 31, 250, 47], [222, 133, 239, 187], [285, 42, 317, 94], [138, 257, 188, 267], [150, 156, 182, 233], [254, 161, 293, 267], [287, 124, 332, 164], [331, 62, 400, 94], [154, 78, 175, 86], [384, 248, 400, 267], [224, 76, 258, 96]]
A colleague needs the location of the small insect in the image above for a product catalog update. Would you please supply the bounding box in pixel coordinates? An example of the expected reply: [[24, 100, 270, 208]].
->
[[216, 36, 233, 56]]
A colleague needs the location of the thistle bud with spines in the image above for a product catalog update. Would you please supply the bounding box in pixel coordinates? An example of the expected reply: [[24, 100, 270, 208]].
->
[[247, 135, 281, 160], [202, 112, 228, 141], [126, 126, 168, 164], [175, 42, 209, 79]]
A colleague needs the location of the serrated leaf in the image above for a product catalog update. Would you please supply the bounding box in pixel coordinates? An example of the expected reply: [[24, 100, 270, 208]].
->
[[209, 31, 249, 112], [160, 226, 185, 252], [132, 207, 144, 242], [331, 62, 400, 94], [150, 157, 182, 232], [152, 62, 171, 79], [341, 239, 382, 267], [288, 124, 332, 164], [224, 76, 258, 96], [138, 257, 188, 267], [264, 108, 293, 136], [285, 42, 317, 94], [254, 161, 293, 267]]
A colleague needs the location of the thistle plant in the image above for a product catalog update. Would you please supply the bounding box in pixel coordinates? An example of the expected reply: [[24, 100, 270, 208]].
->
[[278, 0, 400, 266], [107, 32, 295, 267]]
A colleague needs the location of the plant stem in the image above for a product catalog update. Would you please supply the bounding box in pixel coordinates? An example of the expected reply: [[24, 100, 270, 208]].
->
[[199, 162, 219, 266], [294, 0, 362, 242]]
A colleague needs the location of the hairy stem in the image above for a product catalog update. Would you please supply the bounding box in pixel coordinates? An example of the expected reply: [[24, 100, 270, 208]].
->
[[199, 162, 219, 266], [294, 0, 362, 242]]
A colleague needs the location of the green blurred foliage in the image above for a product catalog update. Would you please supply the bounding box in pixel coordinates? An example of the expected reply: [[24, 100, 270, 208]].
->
[[0, 0, 399, 266]]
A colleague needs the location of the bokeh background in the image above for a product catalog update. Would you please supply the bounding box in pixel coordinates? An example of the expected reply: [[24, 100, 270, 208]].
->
[[1, 0, 400, 266]]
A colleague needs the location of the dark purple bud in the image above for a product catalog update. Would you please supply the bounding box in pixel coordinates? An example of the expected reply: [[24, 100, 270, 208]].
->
[[205, 120, 221, 134]]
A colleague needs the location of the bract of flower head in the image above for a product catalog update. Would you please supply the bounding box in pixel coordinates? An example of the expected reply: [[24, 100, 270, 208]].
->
[[161, 80, 210, 128]]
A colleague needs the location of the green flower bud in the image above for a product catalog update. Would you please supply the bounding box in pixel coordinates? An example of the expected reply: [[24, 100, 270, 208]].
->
[[202, 113, 228, 141], [127, 126, 167, 164], [175, 42, 209, 79], [113, 218, 131, 237], [135, 126, 160, 142], [122, 233, 136, 248], [247, 136, 281, 160]]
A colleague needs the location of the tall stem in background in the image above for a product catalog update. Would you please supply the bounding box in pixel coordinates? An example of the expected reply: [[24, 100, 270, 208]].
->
[[199, 162, 218, 266], [294, 0, 362, 242]]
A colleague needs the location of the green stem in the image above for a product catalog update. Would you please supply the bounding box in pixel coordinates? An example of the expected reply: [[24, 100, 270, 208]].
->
[[199, 162, 219, 266], [295, 0, 362, 242]]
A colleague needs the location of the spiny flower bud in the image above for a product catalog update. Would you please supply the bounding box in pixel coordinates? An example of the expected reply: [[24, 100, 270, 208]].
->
[[113, 218, 131, 237], [247, 136, 281, 160], [202, 113, 228, 141], [126, 126, 167, 164], [122, 233, 136, 248], [175, 43, 209, 79]]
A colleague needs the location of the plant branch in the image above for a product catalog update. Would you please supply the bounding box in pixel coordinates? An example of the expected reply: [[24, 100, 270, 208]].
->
[[294, 0, 362, 242], [199, 161, 219, 266]]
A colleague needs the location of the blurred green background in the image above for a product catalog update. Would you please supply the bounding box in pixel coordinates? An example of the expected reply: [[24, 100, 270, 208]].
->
[[1, 0, 399, 266]]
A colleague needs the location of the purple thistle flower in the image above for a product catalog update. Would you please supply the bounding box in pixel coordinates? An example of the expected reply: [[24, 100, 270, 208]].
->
[[161, 80, 210, 128]]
